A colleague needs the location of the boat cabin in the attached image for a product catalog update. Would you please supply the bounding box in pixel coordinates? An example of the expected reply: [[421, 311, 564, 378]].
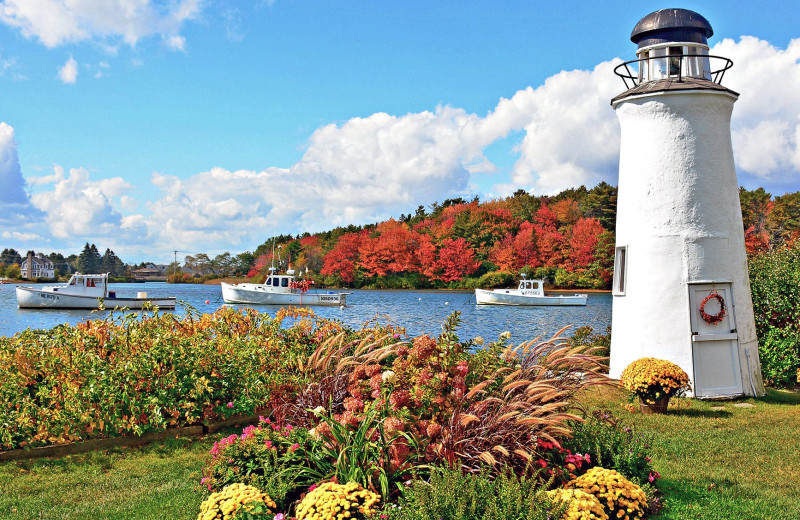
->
[[263, 274, 293, 289], [52, 273, 108, 297], [517, 279, 546, 296]]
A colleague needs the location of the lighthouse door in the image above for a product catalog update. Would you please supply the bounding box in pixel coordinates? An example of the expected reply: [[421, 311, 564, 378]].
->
[[688, 283, 744, 398]]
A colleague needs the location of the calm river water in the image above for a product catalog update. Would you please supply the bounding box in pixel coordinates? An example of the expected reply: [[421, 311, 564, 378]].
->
[[0, 283, 611, 342]]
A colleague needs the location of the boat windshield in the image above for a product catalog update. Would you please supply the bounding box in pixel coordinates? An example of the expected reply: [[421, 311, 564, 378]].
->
[[281, 278, 289, 287]]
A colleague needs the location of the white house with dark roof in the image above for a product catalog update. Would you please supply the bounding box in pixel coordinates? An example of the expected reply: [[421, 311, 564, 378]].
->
[[21, 252, 55, 279]]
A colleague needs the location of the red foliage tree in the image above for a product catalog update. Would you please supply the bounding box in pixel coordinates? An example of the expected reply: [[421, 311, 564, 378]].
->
[[488, 233, 517, 271], [569, 217, 605, 267], [514, 221, 540, 269], [436, 237, 480, 282], [358, 220, 421, 277], [320, 231, 364, 283], [534, 205, 566, 266]]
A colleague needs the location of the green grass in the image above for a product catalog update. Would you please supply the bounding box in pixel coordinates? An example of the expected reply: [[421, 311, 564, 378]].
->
[[582, 386, 800, 520], [1, 390, 799, 519], [0, 433, 212, 520]]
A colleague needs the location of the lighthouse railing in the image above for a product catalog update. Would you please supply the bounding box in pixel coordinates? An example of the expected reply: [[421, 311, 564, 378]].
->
[[614, 54, 733, 90]]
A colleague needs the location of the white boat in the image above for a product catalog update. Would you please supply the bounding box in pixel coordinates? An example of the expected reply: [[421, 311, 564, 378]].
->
[[221, 270, 349, 306], [475, 278, 587, 306], [16, 273, 176, 309]]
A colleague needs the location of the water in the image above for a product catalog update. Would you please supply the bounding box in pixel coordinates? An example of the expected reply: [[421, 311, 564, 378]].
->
[[0, 283, 611, 342]]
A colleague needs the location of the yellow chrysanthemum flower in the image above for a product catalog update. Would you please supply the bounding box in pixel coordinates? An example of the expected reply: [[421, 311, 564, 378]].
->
[[197, 483, 277, 520], [568, 467, 647, 520]]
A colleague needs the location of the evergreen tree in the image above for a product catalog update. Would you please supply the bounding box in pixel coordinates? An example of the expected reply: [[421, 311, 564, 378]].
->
[[76, 243, 102, 273], [0, 248, 22, 265]]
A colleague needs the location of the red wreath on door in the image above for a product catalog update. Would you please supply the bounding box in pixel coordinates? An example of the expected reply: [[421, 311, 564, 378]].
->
[[699, 291, 726, 325]]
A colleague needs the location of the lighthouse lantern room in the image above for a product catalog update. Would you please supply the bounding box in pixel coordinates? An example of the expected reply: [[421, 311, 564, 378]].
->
[[608, 9, 765, 398]]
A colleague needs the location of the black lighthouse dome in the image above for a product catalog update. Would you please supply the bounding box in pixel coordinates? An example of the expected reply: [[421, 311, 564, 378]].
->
[[631, 8, 713, 49]]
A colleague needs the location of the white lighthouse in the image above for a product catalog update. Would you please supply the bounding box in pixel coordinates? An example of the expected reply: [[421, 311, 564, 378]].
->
[[608, 9, 765, 398]]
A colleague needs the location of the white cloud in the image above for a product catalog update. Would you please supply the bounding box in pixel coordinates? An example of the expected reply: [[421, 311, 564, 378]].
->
[[0, 122, 43, 224], [30, 166, 133, 239], [2, 231, 42, 241], [0, 0, 203, 49], [58, 57, 78, 83], [714, 37, 800, 185], [165, 34, 186, 51]]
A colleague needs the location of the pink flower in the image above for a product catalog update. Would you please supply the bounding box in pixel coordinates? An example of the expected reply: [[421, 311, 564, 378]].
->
[[264, 440, 273, 449], [648, 471, 661, 483], [274, 514, 285, 520], [537, 459, 548, 468], [226, 402, 234, 408], [309, 483, 318, 492], [289, 443, 300, 452]]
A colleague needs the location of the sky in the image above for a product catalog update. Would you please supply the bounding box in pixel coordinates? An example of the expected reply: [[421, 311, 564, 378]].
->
[[1, 1, 799, 264]]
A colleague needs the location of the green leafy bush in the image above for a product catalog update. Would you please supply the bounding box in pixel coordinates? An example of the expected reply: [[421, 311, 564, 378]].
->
[[748, 241, 800, 386], [757, 328, 800, 386], [384, 466, 561, 520], [559, 411, 657, 488]]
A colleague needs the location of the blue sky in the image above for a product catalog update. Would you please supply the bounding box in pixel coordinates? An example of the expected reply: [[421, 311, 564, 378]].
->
[[1, 1, 799, 263]]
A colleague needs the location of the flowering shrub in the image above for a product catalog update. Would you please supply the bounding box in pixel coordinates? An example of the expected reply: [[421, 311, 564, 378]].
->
[[295, 481, 380, 520], [620, 358, 691, 404], [0, 306, 392, 451], [567, 467, 647, 520], [545, 489, 608, 520], [534, 438, 593, 485], [307, 402, 425, 500], [200, 418, 319, 511], [197, 483, 277, 520]]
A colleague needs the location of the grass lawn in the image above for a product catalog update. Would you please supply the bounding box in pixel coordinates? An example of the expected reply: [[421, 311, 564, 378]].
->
[[1, 388, 799, 520], [0, 434, 212, 520], [581, 386, 800, 520]]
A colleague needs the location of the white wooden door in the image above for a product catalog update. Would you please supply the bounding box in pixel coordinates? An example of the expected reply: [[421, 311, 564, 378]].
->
[[689, 283, 744, 398]]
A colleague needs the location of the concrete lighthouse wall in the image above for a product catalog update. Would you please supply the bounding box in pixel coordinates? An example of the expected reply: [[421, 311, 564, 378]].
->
[[609, 89, 765, 397]]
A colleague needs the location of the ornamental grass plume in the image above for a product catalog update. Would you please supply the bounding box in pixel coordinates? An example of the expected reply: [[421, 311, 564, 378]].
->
[[567, 467, 647, 520], [545, 488, 608, 520], [436, 326, 613, 474], [295, 481, 380, 520], [619, 358, 691, 404], [197, 483, 277, 520]]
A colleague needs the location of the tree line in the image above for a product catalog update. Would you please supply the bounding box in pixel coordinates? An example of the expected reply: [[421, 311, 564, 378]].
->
[[2, 184, 797, 287]]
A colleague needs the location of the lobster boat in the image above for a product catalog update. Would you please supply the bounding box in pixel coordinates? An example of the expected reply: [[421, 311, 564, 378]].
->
[[220, 270, 349, 306], [475, 278, 587, 306], [16, 273, 176, 309]]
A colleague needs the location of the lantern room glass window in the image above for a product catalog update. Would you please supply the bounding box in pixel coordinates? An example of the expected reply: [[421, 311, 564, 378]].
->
[[636, 44, 711, 82]]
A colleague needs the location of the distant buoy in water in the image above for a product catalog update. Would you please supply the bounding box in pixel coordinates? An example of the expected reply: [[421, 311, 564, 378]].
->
[[445, 301, 449, 305], [205, 300, 210, 304], [418, 297, 422, 301], [339, 305, 345, 310]]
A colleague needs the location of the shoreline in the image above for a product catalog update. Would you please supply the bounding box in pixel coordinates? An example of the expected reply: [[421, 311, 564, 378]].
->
[[200, 279, 612, 294]]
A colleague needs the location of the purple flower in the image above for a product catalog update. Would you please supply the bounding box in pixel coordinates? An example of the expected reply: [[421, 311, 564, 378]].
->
[[274, 514, 285, 520]]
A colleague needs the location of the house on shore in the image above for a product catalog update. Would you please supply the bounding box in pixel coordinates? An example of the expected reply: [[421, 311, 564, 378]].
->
[[21, 253, 55, 279], [132, 264, 169, 282]]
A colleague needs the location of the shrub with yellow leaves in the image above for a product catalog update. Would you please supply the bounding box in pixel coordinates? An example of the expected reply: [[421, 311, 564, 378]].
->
[[567, 467, 647, 520], [619, 357, 690, 404], [545, 488, 608, 520], [295, 481, 380, 520], [197, 483, 277, 520]]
